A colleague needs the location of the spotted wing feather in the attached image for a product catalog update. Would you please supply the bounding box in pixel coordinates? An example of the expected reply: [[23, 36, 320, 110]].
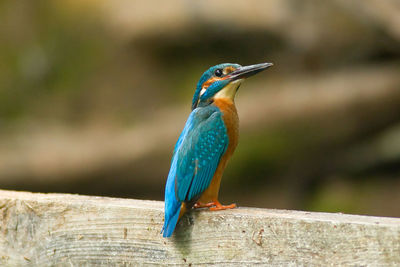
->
[[175, 106, 228, 203]]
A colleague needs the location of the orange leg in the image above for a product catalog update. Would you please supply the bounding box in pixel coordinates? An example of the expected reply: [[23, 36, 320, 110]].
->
[[194, 200, 236, 211], [193, 202, 215, 209], [195, 140, 238, 212]]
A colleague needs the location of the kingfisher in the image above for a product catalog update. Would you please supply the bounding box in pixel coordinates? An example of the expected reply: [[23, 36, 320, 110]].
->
[[162, 62, 273, 237]]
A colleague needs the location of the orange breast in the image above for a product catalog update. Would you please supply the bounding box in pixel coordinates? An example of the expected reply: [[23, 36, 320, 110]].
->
[[214, 98, 239, 156]]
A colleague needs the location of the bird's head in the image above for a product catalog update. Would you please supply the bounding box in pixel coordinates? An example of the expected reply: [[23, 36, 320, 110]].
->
[[191, 62, 273, 110]]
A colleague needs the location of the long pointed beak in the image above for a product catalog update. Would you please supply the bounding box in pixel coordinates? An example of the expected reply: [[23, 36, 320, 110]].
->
[[228, 62, 273, 81]]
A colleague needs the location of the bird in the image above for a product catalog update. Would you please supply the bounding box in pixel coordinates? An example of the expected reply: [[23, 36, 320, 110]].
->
[[162, 62, 273, 237]]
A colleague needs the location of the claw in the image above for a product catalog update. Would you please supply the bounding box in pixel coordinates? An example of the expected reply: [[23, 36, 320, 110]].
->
[[209, 202, 236, 211], [193, 202, 215, 209], [194, 200, 237, 211]]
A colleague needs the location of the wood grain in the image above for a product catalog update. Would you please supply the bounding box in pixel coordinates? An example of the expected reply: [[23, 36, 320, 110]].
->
[[0, 190, 399, 266]]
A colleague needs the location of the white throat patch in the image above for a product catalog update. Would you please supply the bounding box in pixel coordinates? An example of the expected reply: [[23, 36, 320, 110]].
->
[[199, 88, 207, 96]]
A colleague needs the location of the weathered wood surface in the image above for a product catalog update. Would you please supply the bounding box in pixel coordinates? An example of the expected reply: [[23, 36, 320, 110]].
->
[[0, 190, 399, 266]]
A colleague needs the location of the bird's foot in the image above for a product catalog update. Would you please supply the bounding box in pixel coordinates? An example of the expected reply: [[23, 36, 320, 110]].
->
[[193, 202, 215, 209], [194, 201, 236, 211], [209, 201, 236, 211]]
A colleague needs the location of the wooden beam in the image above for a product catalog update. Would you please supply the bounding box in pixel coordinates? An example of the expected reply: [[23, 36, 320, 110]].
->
[[0, 190, 399, 266]]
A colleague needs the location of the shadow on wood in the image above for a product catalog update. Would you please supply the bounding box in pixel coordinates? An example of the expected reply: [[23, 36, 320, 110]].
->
[[172, 210, 201, 257]]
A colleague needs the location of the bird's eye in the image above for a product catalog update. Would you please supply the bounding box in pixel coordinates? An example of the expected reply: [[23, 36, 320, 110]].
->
[[214, 69, 223, 77]]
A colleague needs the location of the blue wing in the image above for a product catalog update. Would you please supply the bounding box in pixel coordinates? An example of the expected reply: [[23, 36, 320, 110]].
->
[[162, 106, 228, 237], [175, 107, 228, 202]]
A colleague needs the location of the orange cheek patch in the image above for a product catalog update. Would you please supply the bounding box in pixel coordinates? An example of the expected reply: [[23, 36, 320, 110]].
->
[[201, 68, 237, 92], [223, 66, 236, 75], [202, 77, 224, 90]]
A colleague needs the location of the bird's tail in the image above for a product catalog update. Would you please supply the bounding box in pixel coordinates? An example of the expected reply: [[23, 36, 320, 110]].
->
[[162, 156, 186, 237], [162, 198, 185, 237]]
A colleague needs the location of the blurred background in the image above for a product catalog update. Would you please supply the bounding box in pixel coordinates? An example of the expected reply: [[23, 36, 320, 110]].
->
[[1, 0, 400, 217]]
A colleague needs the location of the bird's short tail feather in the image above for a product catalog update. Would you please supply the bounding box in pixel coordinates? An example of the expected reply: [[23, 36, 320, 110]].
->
[[162, 208, 180, 237], [163, 156, 184, 237], [162, 190, 184, 238]]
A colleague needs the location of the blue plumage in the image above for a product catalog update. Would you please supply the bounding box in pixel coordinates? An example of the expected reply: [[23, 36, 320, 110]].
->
[[162, 62, 273, 237], [162, 105, 228, 237]]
